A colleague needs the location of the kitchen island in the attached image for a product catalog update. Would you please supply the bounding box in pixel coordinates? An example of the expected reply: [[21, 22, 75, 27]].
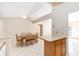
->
[[39, 35, 66, 56]]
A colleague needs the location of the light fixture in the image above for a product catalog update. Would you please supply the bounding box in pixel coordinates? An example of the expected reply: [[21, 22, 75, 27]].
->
[[49, 2, 64, 7], [22, 16, 27, 19]]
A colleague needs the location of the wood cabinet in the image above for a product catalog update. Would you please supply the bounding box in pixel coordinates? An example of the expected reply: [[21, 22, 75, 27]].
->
[[55, 40, 62, 56], [44, 41, 55, 56], [61, 39, 66, 56], [44, 37, 66, 56]]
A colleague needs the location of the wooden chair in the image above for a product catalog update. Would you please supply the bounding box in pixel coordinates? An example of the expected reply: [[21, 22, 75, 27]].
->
[[16, 35, 24, 47], [25, 35, 30, 45], [33, 33, 38, 43], [29, 34, 35, 44]]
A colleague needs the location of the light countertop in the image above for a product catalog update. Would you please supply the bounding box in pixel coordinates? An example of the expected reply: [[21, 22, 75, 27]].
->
[[39, 34, 66, 41]]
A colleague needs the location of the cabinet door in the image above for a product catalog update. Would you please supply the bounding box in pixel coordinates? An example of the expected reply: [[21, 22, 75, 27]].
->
[[55, 40, 62, 56], [44, 38, 66, 56], [62, 39, 66, 56], [44, 41, 55, 56]]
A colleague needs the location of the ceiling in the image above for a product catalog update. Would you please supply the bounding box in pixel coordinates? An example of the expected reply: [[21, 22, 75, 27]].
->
[[0, 2, 51, 19], [1, 2, 79, 21]]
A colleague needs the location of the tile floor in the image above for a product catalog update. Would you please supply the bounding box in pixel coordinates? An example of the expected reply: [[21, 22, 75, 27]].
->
[[0, 38, 44, 56]]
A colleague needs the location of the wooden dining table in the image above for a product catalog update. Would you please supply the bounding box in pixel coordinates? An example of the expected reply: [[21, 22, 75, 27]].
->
[[16, 32, 38, 47]]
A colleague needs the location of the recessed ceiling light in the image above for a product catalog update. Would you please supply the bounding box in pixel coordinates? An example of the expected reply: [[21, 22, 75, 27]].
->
[[22, 16, 27, 19]]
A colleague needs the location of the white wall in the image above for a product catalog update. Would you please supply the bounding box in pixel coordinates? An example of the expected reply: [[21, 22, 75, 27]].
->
[[42, 19, 52, 37], [51, 2, 79, 36], [4, 17, 34, 37], [0, 19, 5, 36], [33, 19, 52, 37], [52, 4, 68, 36]]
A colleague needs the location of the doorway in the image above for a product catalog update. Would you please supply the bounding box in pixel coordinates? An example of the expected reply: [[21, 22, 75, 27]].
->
[[38, 24, 43, 36]]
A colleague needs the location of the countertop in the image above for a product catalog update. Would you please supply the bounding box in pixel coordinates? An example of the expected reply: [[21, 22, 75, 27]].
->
[[39, 34, 66, 41]]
